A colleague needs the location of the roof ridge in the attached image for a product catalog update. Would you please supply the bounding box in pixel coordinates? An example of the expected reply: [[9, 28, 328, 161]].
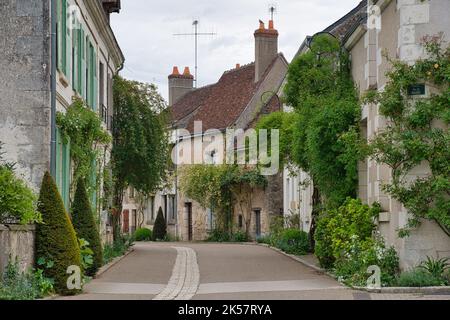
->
[[222, 62, 255, 75], [323, 1, 366, 33]]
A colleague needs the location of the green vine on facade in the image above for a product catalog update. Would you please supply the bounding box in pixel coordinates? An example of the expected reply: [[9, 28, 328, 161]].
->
[[282, 33, 361, 208], [365, 34, 450, 237], [179, 165, 267, 237], [56, 97, 111, 199]]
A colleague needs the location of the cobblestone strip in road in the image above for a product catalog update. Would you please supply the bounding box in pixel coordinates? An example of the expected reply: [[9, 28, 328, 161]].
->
[[153, 247, 199, 300]]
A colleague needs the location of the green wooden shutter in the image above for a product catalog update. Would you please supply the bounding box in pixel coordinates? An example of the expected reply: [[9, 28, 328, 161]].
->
[[86, 38, 92, 106], [81, 29, 86, 99], [91, 159, 97, 211], [55, 128, 62, 193], [57, 0, 63, 72], [65, 0, 71, 83], [61, 0, 67, 75], [93, 47, 98, 111], [77, 24, 83, 95], [72, 19, 78, 92], [62, 139, 71, 210], [88, 41, 95, 109]]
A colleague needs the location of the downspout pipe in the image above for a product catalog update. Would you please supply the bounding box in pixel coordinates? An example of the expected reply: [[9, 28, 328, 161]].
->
[[50, 0, 57, 178]]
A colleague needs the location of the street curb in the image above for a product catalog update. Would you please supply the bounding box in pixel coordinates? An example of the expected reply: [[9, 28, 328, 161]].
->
[[353, 286, 450, 294], [255, 243, 338, 280], [95, 247, 134, 278], [256, 243, 450, 295]]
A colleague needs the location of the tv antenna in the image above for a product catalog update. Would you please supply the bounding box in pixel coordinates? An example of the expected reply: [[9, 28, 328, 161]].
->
[[268, 3, 278, 20], [173, 20, 216, 88]]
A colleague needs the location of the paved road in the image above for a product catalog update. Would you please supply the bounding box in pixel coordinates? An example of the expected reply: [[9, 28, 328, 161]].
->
[[59, 242, 450, 300]]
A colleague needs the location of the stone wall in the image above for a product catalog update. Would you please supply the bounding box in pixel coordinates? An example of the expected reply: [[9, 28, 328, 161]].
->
[[0, 224, 35, 274], [0, 0, 51, 191]]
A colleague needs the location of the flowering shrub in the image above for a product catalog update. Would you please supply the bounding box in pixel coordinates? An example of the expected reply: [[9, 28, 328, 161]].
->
[[333, 237, 399, 287], [314, 198, 400, 287]]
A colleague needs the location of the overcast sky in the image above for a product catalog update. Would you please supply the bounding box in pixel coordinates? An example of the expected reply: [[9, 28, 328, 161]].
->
[[111, 0, 361, 101]]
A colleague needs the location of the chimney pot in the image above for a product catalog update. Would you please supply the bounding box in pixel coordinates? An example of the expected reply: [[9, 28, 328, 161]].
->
[[171, 66, 180, 76], [168, 66, 194, 106], [269, 20, 274, 30], [183, 67, 192, 76], [236, 63, 241, 69], [259, 20, 265, 30]]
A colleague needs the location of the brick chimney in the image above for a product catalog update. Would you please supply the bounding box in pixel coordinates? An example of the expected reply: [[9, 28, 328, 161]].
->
[[168, 66, 194, 106], [254, 19, 278, 82]]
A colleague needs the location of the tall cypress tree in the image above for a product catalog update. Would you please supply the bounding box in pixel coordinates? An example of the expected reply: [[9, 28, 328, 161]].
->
[[71, 179, 103, 276], [35, 172, 81, 295], [153, 207, 167, 241]]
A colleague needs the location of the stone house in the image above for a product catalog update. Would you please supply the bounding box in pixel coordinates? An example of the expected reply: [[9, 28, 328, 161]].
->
[[0, 0, 124, 244], [149, 20, 288, 241], [288, 0, 450, 269]]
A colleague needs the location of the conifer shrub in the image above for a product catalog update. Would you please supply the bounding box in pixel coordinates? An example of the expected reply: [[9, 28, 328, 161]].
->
[[71, 179, 103, 276], [152, 207, 167, 241], [35, 172, 81, 295]]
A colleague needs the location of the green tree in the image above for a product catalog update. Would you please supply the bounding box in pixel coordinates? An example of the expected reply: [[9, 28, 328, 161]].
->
[[71, 179, 103, 276], [112, 76, 169, 240], [255, 111, 298, 166], [283, 34, 361, 208], [35, 172, 81, 295], [152, 207, 167, 241]]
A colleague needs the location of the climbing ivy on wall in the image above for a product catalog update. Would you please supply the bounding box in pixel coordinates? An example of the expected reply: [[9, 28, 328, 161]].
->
[[179, 165, 267, 236], [56, 98, 111, 199], [365, 34, 450, 237], [282, 34, 361, 208]]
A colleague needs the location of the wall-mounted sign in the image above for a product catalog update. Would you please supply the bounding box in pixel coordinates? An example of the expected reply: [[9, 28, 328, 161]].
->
[[407, 84, 426, 96]]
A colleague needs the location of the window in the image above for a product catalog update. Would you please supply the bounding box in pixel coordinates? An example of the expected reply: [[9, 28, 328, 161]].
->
[[129, 187, 135, 199], [107, 73, 113, 130], [131, 209, 137, 234], [169, 195, 176, 221], [163, 195, 168, 221], [56, 128, 70, 211], [149, 196, 155, 223], [57, 0, 68, 75], [254, 209, 261, 237], [99, 62, 107, 123], [207, 208, 215, 231]]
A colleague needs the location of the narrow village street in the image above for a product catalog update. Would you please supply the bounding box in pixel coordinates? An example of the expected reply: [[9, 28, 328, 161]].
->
[[58, 243, 450, 301], [1, 0, 450, 306]]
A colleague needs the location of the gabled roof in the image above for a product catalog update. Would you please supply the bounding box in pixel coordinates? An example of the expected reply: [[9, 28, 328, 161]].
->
[[171, 54, 286, 132], [293, 1, 367, 60], [323, 1, 367, 40]]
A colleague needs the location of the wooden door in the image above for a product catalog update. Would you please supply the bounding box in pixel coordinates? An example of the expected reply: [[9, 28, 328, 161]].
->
[[255, 209, 261, 238], [123, 210, 129, 233], [186, 203, 193, 241]]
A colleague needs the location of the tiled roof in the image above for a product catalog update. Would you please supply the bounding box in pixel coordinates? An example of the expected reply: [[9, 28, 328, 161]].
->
[[171, 56, 283, 132], [293, 1, 367, 59], [323, 1, 367, 40], [170, 84, 214, 126]]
